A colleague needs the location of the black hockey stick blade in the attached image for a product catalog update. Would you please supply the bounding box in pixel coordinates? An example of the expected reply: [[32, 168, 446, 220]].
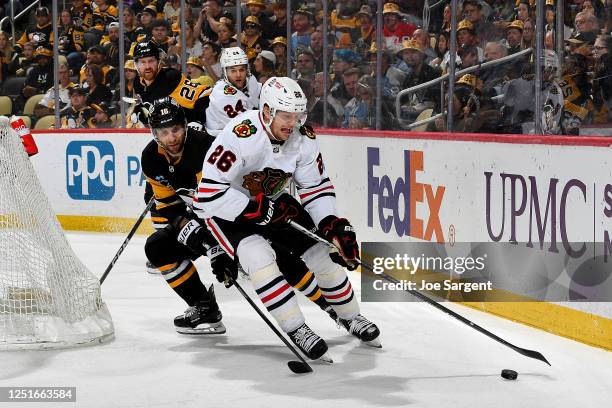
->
[[288, 360, 314, 374]]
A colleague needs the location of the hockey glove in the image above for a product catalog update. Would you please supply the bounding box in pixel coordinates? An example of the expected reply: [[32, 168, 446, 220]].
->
[[207, 245, 238, 288], [238, 193, 302, 226], [319, 215, 360, 271], [174, 216, 208, 254]]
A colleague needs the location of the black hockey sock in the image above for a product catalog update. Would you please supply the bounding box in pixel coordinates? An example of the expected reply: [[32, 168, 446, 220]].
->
[[161, 260, 210, 306]]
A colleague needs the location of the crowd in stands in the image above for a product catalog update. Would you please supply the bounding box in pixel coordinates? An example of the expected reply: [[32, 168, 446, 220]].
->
[[0, 0, 610, 134]]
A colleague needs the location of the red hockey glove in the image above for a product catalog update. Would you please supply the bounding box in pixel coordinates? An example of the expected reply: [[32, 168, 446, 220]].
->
[[318, 215, 360, 271]]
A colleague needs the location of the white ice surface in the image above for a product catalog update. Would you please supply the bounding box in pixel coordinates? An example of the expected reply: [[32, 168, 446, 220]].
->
[[1, 232, 611, 408]]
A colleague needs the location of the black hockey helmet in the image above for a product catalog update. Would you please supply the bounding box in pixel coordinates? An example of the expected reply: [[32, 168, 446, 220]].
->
[[133, 40, 160, 62], [148, 97, 186, 129]]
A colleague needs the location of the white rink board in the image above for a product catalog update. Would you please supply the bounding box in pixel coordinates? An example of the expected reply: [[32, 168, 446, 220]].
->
[[30, 130, 612, 319]]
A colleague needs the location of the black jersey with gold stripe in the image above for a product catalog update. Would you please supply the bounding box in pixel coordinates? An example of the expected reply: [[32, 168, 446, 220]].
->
[[141, 127, 213, 223], [134, 67, 211, 126]]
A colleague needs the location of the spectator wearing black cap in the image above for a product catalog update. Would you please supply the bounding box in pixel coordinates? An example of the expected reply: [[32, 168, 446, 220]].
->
[[60, 85, 96, 129], [15, 7, 53, 51], [80, 45, 118, 88], [130, 0, 159, 17], [91, 101, 116, 128]]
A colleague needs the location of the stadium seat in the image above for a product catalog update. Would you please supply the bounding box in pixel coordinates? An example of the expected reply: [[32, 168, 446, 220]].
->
[[34, 115, 56, 130], [410, 109, 434, 132], [0, 96, 12, 116], [23, 94, 46, 116], [1, 76, 27, 98]]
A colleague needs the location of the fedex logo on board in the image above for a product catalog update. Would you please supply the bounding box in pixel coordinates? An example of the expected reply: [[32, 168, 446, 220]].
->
[[367, 148, 446, 242]]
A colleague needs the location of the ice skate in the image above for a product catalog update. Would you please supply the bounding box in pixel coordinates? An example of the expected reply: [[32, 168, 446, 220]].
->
[[288, 323, 333, 363], [174, 287, 226, 335], [339, 314, 381, 348]]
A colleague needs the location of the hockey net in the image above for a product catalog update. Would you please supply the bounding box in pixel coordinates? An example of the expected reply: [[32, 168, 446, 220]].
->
[[0, 116, 114, 349]]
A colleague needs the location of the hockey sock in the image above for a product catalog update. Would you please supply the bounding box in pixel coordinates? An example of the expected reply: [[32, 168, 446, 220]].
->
[[160, 259, 209, 306], [275, 254, 332, 311], [302, 244, 360, 320], [251, 263, 305, 333]]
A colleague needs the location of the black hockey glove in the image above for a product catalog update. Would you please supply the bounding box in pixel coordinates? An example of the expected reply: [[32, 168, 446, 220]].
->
[[207, 245, 238, 288], [131, 101, 152, 125], [318, 215, 360, 271], [173, 216, 208, 254], [238, 193, 302, 227]]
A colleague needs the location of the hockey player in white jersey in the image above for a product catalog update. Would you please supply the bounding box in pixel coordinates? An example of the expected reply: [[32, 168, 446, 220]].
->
[[205, 47, 261, 137], [194, 77, 380, 361]]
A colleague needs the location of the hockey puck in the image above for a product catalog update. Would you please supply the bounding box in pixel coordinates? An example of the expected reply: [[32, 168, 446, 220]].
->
[[501, 369, 518, 380]]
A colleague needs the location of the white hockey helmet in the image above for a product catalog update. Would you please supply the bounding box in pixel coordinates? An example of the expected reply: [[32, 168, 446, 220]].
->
[[259, 77, 308, 138], [220, 47, 250, 83]]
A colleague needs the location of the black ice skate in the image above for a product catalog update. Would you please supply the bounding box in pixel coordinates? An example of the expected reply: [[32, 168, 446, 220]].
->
[[339, 314, 382, 348], [288, 323, 332, 363], [174, 287, 226, 335]]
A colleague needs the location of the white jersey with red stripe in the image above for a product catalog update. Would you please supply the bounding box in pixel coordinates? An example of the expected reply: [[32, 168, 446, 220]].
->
[[204, 76, 261, 137], [194, 109, 337, 226]]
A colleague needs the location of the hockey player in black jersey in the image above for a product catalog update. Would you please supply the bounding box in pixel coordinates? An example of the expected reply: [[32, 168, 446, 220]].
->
[[141, 97, 233, 334], [133, 40, 211, 128]]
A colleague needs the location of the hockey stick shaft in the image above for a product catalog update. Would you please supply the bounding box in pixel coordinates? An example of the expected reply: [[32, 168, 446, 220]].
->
[[231, 279, 313, 372], [99, 197, 155, 284], [287, 220, 551, 366]]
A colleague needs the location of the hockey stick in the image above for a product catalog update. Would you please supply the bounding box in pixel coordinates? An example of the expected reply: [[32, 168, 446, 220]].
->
[[99, 197, 155, 284], [287, 220, 551, 366], [230, 278, 313, 374]]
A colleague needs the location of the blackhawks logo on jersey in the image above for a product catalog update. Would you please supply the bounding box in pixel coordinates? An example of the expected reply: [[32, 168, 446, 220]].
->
[[224, 85, 237, 95], [299, 124, 316, 139], [233, 119, 257, 138]]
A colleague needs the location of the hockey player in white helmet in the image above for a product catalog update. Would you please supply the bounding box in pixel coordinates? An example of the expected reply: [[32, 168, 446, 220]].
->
[[205, 47, 262, 136], [194, 77, 381, 361]]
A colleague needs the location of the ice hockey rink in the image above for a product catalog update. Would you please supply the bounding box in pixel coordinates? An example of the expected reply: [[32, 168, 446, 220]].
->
[[1, 232, 611, 408]]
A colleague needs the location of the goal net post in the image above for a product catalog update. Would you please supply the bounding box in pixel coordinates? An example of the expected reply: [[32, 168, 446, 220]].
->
[[0, 116, 114, 350]]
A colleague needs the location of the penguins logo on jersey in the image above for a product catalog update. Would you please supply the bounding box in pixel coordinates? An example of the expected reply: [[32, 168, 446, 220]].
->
[[233, 119, 257, 138], [224, 85, 237, 95]]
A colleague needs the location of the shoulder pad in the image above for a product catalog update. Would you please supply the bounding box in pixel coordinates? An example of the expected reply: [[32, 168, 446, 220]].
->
[[224, 85, 237, 95], [299, 124, 316, 140], [232, 119, 258, 138]]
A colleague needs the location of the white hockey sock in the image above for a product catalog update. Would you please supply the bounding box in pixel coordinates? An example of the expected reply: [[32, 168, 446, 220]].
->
[[251, 263, 305, 333], [302, 244, 359, 320]]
